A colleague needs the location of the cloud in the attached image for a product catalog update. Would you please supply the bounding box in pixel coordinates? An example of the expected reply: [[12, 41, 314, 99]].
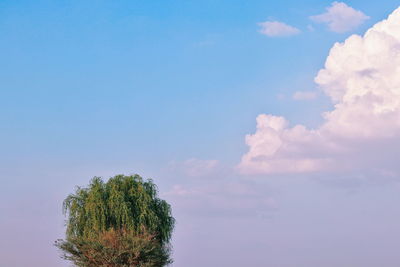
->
[[238, 7, 400, 175], [310, 2, 369, 33], [168, 158, 219, 177], [258, 21, 301, 37], [164, 182, 276, 218], [292, 91, 318, 100]]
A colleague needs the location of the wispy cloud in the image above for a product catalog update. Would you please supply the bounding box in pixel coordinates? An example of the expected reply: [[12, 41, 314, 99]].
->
[[239, 7, 400, 175], [292, 91, 318, 101], [164, 182, 276, 218], [168, 158, 219, 177], [310, 2, 369, 33], [258, 21, 301, 37]]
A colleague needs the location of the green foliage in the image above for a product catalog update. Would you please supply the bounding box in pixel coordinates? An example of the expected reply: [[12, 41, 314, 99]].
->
[[58, 174, 175, 266], [63, 174, 174, 244]]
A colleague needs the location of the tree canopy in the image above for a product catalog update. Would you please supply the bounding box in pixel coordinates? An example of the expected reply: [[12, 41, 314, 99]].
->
[[57, 174, 175, 266]]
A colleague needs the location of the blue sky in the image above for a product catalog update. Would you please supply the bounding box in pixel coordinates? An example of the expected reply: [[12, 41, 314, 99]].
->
[[2, 1, 400, 266]]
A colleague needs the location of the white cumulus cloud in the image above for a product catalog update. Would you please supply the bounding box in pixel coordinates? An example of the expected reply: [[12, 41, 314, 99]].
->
[[258, 21, 301, 37], [239, 7, 400, 175], [310, 2, 369, 33]]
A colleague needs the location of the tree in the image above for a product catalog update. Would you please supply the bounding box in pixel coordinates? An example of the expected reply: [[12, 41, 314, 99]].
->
[[56, 174, 175, 267]]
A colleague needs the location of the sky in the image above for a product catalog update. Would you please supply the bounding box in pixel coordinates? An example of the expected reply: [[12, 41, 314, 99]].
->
[[2, 0, 400, 266]]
